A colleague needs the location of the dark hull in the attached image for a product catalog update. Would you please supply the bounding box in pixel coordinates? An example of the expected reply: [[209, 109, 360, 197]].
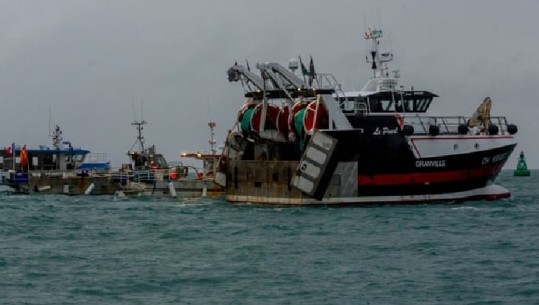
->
[[356, 145, 515, 196], [223, 139, 517, 205]]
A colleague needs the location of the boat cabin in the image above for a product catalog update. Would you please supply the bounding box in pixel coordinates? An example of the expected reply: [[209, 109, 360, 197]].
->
[[338, 90, 438, 114], [0, 146, 90, 172], [127, 145, 168, 170]]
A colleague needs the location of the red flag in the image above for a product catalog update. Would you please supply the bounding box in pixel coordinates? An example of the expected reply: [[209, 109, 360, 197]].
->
[[20, 145, 28, 168]]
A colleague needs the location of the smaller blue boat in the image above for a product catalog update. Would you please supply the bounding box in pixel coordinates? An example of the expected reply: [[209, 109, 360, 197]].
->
[[1, 125, 113, 194]]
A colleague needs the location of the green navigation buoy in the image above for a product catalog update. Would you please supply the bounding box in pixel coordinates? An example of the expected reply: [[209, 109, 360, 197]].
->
[[514, 151, 531, 176]]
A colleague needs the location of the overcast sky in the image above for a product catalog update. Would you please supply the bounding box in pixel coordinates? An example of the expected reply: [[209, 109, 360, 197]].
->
[[1, 0, 538, 169]]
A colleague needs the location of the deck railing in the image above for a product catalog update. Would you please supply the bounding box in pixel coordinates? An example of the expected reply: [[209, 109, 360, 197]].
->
[[406, 115, 512, 135]]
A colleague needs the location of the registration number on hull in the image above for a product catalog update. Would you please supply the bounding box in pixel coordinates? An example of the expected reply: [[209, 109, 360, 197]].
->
[[482, 152, 508, 165]]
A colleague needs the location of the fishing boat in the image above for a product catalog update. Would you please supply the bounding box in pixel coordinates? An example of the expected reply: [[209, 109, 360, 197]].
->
[[1, 125, 114, 195], [216, 26, 519, 205], [513, 151, 530, 176], [111, 120, 223, 198]]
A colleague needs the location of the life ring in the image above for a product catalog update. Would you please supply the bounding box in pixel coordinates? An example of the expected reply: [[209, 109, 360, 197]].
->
[[429, 125, 440, 136], [458, 124, 469, 135]]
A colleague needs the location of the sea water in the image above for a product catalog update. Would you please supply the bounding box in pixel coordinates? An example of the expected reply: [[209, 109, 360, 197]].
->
[[1, 170, 538, 305]]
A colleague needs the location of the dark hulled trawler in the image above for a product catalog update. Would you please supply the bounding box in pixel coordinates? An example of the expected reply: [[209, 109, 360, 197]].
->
[[216, 27, 518, 205]]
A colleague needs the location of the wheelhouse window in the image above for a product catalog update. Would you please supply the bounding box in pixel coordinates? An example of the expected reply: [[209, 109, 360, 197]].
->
[[367, 95, 397, 112], [415, 98, 431, 112], [338, 96, 359, 113], [402, 98, 414, 112], [365, 91, 436, 113], [72, 155, 84, 162], [380, 98, 395, 112]]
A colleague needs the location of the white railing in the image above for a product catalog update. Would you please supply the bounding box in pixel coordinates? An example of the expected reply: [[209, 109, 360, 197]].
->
[[408, 115, 512, 135]]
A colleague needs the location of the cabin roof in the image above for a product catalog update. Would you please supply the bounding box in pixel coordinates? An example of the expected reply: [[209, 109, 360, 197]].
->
[[341, 90, 438, 98], [0, 147, 90, 157]]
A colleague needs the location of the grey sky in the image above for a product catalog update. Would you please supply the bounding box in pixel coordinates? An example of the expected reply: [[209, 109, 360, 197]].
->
[[1, 0, 538, 169]]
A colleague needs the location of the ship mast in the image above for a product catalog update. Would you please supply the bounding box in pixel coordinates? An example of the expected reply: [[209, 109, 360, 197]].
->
[[208, 121, 217, 155], [364, 27, 393, 78], [130, 119, 147, 152], [51, 125, 63, 149], [361, 26, 399, 93]]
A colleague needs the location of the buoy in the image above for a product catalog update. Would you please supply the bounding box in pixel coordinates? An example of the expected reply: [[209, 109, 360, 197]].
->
[[169, 171, 178, 180], [202, 183, 208, 197], [402, 125, 414, 136], [488, 124, 499, 135], [514, 151, 531, 176], [168, 182, 177, 198], [507, 124, 518, 135], [84, 182, 95, 195], [458, 124, 469, 135], [429, 125, 440, 136]]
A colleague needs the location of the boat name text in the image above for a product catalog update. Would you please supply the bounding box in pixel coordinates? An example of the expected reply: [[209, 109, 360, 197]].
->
[[415, 160, 446, 168], [373, 127, 399, 135]]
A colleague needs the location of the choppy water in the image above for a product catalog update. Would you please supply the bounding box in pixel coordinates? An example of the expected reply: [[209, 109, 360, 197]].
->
[[1, 170, 538, 305]]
